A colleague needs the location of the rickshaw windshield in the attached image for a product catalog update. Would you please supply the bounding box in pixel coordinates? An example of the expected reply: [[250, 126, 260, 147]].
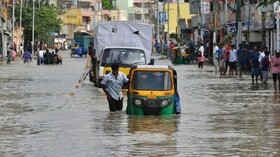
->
[[132, 71, 172, 91], [101, 48, 146, 67]]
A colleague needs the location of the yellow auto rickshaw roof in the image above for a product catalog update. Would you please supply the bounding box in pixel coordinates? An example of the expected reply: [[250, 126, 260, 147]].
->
[[136, 65, 169, 69]]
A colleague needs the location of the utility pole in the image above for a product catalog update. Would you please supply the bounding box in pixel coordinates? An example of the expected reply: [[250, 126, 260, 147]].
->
[[32, 0, 35, 55], [0, 0, 3, 61], [142, 0, 144, 22], [261, 6, 267, 48], [177, 0, 180, 42], [167, 0, 170, 42], [212, 0, 217, 45], [162, 1, 166, 55], [197, 1, 202, 41], [156, 0, 159, 41], [12, 0, 15, 49], [19, 0, 23, 54], [236, 0, 242, 48], [247, 0, 250, 45]]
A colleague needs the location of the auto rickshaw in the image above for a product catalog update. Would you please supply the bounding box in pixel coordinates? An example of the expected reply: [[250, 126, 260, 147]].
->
[[70, 42, 87, 57], [126, 65, 180, 115], [171, 46, 190, 64]]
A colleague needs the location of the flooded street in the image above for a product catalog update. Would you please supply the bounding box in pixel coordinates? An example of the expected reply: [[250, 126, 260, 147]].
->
[[0, 50, 280, 156]]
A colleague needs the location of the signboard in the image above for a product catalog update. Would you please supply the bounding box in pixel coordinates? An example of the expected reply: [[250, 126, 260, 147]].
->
[[201, 1, 210, 14], [189, 0, 200, 14], [227, 22, 247, 32], [159, 12, 167, 24], [61, 8, 82, 25], [191, 15, 199, 27], [178, 19, 187, 30]]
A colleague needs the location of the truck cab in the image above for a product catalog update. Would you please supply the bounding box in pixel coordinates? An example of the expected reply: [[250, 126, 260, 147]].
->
[[89, 21, 153, 87], [90, 46, 151, 87]]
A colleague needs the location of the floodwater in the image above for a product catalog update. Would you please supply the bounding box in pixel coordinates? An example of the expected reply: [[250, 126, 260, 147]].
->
[[0, 51, 280, 156]]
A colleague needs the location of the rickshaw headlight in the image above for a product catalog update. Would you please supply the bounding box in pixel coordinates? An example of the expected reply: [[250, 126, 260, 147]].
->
[[134, 99, 142, 106], [161, 99, 169, 107]]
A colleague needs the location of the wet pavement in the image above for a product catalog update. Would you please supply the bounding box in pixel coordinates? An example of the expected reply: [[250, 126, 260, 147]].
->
[[0, 50, 280, 156]]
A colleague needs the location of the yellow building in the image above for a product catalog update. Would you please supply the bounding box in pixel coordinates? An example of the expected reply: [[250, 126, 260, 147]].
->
[[164, 3, 195, 36]]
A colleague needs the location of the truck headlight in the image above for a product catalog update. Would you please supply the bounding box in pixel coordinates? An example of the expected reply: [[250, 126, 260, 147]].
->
[[134, 99, 142, 106]]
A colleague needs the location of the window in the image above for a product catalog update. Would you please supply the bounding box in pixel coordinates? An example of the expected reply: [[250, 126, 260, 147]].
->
[[132, 71, 172, 91]]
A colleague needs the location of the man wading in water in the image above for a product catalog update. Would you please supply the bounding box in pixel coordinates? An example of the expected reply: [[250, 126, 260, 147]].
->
[[102, 64, 129, 112]]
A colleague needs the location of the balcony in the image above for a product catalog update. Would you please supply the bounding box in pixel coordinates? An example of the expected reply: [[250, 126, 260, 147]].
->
[[134, 7, 149, 14]]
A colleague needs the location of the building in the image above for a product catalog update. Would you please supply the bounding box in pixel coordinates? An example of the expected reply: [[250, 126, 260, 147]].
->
[[58, 0, 98, 40], [163, 2, 194, 42], [0, 0, 13, 57]]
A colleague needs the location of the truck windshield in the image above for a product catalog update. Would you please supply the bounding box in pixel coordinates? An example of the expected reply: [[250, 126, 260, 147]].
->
[[101, 48, 146, 67], [132, 71, 172, 91]]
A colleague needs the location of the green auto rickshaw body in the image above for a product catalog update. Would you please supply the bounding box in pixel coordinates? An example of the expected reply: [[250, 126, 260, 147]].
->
[[126, 65, 179, 115]]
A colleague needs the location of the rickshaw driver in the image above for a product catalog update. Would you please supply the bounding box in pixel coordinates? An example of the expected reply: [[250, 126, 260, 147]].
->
[[101, 63, 129, 112]]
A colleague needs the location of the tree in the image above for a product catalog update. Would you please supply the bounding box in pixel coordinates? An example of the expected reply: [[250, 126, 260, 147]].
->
[[102, 0, 113, 10], [14, 1, 62, 45]]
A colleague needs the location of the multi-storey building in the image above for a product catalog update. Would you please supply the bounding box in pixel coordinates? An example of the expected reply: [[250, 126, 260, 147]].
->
[[115, 0, 154, 23], [0, 0, 13, 57], [59, 0, 97, 40]]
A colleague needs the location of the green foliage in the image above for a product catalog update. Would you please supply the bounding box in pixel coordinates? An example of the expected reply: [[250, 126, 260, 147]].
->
[[102, 0, 113, 10], [14, 1, 62, 42]]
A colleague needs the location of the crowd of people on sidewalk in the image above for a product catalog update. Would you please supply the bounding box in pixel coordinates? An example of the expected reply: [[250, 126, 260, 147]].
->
[[153, 38, 280, 92], [213, 42, 280, 92]]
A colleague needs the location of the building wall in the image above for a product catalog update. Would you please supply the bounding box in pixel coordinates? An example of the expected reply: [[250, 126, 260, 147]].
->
[[116, 0, 133, 10], [164, 3, 194, 34]]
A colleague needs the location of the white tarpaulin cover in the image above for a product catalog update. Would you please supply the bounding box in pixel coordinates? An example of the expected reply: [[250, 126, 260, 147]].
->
[[94, 21, 153, 62]]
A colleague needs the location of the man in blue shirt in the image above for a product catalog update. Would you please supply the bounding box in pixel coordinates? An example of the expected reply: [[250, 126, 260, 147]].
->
[[249, 46, 260, 84], [237, 44, 246, 76]]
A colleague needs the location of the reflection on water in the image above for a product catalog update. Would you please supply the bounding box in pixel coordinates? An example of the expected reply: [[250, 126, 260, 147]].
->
[[101, 113, 180, 156], [126, 115, 179, 157], [127, 115, 178, 135]]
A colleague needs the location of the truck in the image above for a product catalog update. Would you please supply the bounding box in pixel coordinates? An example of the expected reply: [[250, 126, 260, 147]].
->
[[71, 32, 94, 57], [89, 21, 154, 87]]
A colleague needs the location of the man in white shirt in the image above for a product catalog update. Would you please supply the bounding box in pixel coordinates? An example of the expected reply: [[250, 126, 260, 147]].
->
[[259, 46, 271, 63], [198, 42, 204, 56], [38, 49, 45, 65], [213, 43, 219, 74], [229, 45, 237, 76], [102, 64, 129, 112], [258, 46, 271, 81]]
